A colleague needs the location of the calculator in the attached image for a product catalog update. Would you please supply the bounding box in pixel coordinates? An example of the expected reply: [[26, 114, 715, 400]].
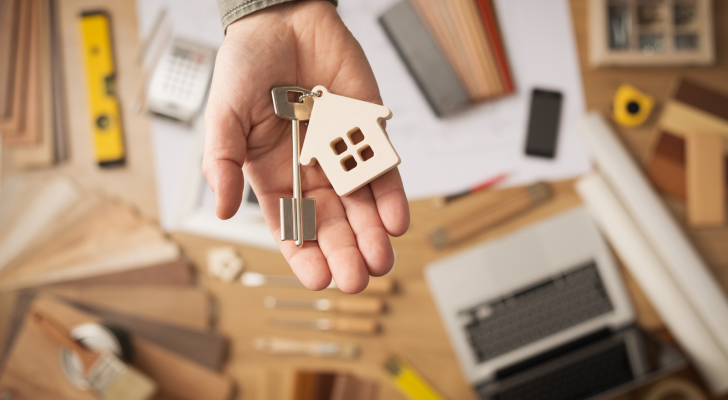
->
[[146, 38, 215, 123]]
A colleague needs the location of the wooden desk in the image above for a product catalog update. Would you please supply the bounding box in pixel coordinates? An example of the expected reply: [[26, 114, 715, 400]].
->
[[4, 0, 728, 399], [175, 2, 727, 399]]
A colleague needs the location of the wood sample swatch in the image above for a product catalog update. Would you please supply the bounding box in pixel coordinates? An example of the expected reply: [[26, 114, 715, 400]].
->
[[33, 285, 211, 329], [0, 297, 233, 400], [0, 0, 30, 135], [0, 176, 87, 273], [50, 259, 193, 288], [0, 0, 20, 118], [674, 79, 728, 122], [2, 0, 39, 145], [4, 293, 225, 371], [8, 0, 56, 167], [646, 131, 687, 199], [657, 79, 728, 150], [645, 130, 728, 200], [686, 132, 726, 226], [0, 197, 180, 291]]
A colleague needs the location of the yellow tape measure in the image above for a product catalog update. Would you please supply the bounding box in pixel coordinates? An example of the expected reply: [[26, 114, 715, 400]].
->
[[79, 11, 125, 166], [385, 356, 447, 400]]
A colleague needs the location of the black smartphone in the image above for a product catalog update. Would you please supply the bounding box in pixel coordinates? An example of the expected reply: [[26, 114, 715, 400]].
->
[[525, 89, 563, 158]]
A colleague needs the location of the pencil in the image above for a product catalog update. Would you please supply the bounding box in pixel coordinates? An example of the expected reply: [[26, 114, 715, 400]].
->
[[433, 171, 509, 208]]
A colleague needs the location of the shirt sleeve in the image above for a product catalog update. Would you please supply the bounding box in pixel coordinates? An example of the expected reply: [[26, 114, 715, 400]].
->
[[217, 0, 338, 33]]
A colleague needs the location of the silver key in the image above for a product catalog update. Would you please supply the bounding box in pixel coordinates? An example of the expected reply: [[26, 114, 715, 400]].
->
[[271, 86, 317, 247]]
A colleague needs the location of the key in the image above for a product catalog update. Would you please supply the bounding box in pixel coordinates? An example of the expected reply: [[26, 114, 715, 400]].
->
[[271, 86, 317, 247]]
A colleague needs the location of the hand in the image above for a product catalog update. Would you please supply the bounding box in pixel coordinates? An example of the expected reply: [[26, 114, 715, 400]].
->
[[203, 1, 409, 293]]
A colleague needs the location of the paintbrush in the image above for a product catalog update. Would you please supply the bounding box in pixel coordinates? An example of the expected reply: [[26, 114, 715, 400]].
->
[[31, 309, 157, 400]]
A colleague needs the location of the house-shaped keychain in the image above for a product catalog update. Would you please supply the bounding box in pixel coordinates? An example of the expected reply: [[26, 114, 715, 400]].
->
[[300, 86, 401, 196]]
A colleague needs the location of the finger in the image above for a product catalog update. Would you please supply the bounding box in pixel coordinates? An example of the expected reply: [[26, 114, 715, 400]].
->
[[370, 167, 410, 237], [202, 59, 249, 220], [207, 159, 244, 220], [339, 185, 395, 277], [307, 187, 370, 293]]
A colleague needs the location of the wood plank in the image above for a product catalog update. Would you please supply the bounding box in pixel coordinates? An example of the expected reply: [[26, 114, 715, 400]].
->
[[0, 297, 233, 400], [686, 132, 726, 226], [3, 293, 224, 371], [7, 0, 55, 167], [34, 285, 210, 329], [0, 0, 30, 135]]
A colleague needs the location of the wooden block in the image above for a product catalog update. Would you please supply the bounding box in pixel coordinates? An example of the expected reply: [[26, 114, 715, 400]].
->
[[686, 132, 726, 226], [2, 293, 225, 371], [657, 80, 728, 152], [0, 297, 233, 400], [673, 79, 728, 123], [301, 86, 400, 196], [2, 0, 41, 147], [646, 131, 687, 199], [35, 285, 211, 329], [0, 0, 30, 135], [0, 176, 83, 272], [660, 100, 728, 150], [8, 0, 56, 167], [0, 0, 20, 117], [51, 259, 193, 287], [0, 198, 179, 291]]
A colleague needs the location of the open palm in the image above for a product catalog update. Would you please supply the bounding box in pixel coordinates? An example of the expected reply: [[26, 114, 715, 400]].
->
[[203, 1, 409, 293]]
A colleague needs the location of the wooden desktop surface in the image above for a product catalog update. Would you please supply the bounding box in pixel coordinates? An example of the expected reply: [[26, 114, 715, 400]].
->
[[174, 2, 728, 399], [5, 0, 728, 399]]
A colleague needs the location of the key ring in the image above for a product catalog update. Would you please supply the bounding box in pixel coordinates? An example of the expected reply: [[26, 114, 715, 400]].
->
[[298, 90, 322, 103]]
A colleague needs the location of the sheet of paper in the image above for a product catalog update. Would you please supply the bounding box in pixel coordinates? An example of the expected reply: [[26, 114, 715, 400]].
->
[[136, 0, 590, 232]]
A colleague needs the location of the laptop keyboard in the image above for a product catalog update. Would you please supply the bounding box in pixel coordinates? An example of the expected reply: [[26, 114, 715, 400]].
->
[[460, 261, 614, 363], [479, 341, 634, 400]]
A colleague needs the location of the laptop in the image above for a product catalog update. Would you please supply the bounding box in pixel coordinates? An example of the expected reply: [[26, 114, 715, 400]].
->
[[425, 207, 648, 400]]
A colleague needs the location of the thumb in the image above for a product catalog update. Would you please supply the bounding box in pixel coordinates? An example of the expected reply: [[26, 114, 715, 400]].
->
[[202, 97, 248, 220]]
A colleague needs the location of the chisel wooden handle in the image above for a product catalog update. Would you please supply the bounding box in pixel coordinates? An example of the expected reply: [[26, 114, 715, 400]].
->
[[333, 297, 384, 314], [331, 317, 379, 335], [430, 182, 552, 248]]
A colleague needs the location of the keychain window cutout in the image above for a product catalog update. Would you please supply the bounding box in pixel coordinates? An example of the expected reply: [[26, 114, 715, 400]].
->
[[349, 129, 365, 145], [341, 155, 358, 171], [358, 145, 374, 162], [331, 138, 348, 155]]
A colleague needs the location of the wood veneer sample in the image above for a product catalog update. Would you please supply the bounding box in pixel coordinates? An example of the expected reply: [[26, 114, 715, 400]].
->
[[657, 79, 728, 151], [51, 259, 193, 287], [2, 293, 225, 371], [0, 0, 30, 135], [686, 132, 726, 227], [0, 0, 20, 117], [8, 0, 55, 167], [0, 297, 233, 400], [673, 79, 728, 122], [36, 285, 211, 329], [646, 130, 687, 199]]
